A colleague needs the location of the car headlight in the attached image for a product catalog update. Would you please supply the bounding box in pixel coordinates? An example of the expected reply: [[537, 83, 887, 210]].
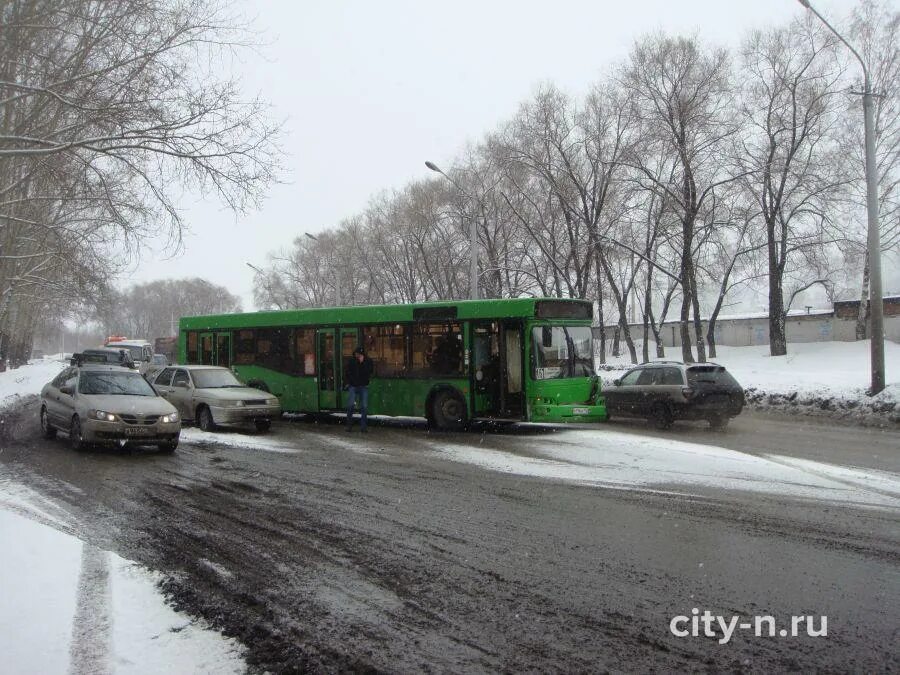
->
[[267, 398, 278, 406], [161, 413, 179, 424], [90, 410, 116, 422], [232, 400, 245, 407]]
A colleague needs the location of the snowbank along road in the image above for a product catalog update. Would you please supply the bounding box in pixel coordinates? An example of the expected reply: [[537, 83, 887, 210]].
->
[[1, 397, 898, 673]]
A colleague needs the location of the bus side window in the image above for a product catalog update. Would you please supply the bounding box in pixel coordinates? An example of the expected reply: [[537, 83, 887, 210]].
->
[[294, 328, 316, 375], [361, 325, 406, 377], [411, 322, 463, 376]]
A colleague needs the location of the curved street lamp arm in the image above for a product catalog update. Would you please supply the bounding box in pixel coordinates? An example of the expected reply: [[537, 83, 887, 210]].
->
[[797, 0, 869, 87]]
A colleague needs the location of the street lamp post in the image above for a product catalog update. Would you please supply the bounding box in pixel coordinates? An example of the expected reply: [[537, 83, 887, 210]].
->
[[245, 261, 273, 309], [798, 0, 885, 394], [426, 161, 479, 300]]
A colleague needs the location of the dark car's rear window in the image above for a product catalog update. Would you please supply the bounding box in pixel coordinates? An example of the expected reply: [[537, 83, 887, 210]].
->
[[687, 366, 740, 387]]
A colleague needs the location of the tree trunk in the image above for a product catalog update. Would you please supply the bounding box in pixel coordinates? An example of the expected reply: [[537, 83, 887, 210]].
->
[[855, 250, 870, 341], [598, 254, 637, 363], [652, 284, 677, 359], [642, 313, 650, 364], [769, 275, 787, 356], [597, 293, 607, 364], [679, 296, 693, 363], [706, 292, 728, 360], [689, 268, 706, 363], [679, 230, 695, 363], [642, 264, 655, 364], [706, 323, 717, 359], [619, 315, 638, 364]]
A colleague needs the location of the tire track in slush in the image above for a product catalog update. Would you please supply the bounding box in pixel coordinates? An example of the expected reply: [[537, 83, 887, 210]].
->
[[68, 545, 112, 675]]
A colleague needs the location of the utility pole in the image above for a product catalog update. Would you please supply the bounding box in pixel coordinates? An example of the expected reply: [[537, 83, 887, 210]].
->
[[799, 0, 885, 394], [426, 161, 480, 300]]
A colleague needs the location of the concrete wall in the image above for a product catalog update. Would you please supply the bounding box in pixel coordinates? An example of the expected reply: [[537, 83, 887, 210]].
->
[[598, 314, 900, 348]]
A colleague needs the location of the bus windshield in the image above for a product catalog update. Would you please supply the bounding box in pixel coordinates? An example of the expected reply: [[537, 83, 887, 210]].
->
[[532, 326, 594, 379]]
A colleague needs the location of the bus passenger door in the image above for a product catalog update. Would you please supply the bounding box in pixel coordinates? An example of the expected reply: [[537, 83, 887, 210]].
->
[[316, 329, 336, 410], [215, 332, 231, 367], [199, 332, 215, 365], [337, 328, 359, 410], [473, 322, 501, 415], [500, 322, 524, 418]]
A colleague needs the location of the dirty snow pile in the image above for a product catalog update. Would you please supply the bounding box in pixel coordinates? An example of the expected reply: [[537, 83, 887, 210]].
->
[[600, 340, 900, 426], [0, 357, 67, 410]]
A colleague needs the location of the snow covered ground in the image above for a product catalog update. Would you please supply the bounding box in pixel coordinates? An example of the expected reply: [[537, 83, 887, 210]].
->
[[180, 423, 900, 511], [601, 340, 900, 425], [0, 475, 246, 674], [0, 357, 66, 410], [0, 359, 247, 673], [1, 352, 899, 672], [420, 430, 900, 511]]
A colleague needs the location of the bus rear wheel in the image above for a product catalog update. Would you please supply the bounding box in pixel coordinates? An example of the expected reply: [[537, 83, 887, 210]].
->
[[431, 390, 468, 431]]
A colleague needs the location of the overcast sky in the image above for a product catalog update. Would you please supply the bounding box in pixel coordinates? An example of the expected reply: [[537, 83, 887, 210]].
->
[[131, 0, 853, 310]]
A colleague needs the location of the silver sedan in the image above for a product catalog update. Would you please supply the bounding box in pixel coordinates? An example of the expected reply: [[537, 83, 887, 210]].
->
[[151, 365, 281, 433], [40, 364, 181, 452]]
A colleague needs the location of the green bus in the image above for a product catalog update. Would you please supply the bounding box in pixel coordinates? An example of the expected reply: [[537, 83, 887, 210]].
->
[[178, 298, 607, 429]]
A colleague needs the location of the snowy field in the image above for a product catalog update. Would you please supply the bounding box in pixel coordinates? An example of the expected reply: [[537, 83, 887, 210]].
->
[[601, 340, 900, 425], [0, 358, 247, 673]]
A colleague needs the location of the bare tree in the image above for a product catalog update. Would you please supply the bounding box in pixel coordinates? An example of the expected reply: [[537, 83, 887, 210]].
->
[[1, 0, 281, 352], [96, 279, 241, 339], [738, 16, 845, 356], [622, 33, 740, 363]]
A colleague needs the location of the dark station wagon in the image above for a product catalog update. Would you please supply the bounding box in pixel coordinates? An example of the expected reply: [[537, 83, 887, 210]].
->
[[604, 361, 744, 429]]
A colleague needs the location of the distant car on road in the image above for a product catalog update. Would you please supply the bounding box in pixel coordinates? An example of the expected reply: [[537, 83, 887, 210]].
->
[[143, 353, 170, 381], [104, 338, 153, 372], [604, 361, 744, 429], [71, 348, 136, 369], [150, 365, 281, 433], [40, 364, 181, 452]]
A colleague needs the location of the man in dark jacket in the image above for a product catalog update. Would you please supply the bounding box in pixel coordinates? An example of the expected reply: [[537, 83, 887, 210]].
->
[[345, 346, 374, 432]]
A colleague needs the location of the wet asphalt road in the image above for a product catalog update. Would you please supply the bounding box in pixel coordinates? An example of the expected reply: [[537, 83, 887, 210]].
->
[[1, 399, 898, 673]]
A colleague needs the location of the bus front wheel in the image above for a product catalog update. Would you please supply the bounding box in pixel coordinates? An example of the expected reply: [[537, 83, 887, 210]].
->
[[430, 390, 468, 431]]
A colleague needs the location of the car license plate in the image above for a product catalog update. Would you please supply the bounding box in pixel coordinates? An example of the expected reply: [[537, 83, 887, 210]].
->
[[572, 407, 590, 415], [124, 427, 152, 436]]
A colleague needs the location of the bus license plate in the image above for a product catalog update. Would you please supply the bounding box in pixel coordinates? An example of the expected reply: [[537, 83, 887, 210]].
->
[[124, 427, 152, 436], [572, 407, 590, 415]]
